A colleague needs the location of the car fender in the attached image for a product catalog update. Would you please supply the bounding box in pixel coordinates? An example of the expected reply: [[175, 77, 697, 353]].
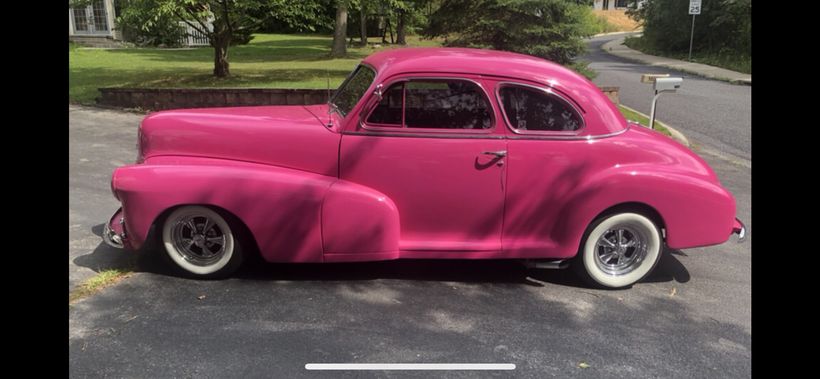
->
[[551, 165, 736, 256], [113, 158, 334, 262], [321, 180, 401, 261], [113, 156, 403, 262]]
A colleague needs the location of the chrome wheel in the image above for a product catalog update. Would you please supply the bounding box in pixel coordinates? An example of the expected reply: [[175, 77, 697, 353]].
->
[[162, 206, 240, 277], [171, 214, 228, 266], [579, 212, 662, 288], [594, 226, 648, 275]]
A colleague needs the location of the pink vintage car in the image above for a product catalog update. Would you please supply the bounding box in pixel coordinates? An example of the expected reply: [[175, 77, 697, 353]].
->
[[103, 47, 745, 288]]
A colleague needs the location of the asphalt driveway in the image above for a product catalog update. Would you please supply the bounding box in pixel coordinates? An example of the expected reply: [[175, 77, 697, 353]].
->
[[69, 104, 750, 378], [582, 33, 752, 163]]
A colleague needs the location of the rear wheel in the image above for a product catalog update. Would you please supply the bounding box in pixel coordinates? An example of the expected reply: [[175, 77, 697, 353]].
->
[[575, 212, 662, 289], [161, 206, 243, 278]]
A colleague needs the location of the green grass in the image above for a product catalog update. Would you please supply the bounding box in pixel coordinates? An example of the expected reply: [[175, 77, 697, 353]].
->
[[624, 37, 751, 74], [618, 104, 672, 137], [69, 269, 132, 304], [69, 34, 442, 104]]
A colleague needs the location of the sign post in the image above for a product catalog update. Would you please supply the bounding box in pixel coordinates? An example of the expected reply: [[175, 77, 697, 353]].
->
[[688, 0, 701, 61]]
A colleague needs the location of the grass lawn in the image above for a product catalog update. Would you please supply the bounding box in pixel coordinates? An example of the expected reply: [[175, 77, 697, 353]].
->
[[591, 10, 641, 33], [618, 104, 672, 137], [624, 37, 750, 74], [69, 34, 441, 104]]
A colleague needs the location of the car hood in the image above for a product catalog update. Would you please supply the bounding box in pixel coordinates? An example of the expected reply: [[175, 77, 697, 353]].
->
[[138, 104, 340, 177]]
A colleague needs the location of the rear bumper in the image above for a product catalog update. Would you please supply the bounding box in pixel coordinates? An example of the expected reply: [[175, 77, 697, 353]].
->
[[103, 207, 128, 249], [732, 218, 747, 243]]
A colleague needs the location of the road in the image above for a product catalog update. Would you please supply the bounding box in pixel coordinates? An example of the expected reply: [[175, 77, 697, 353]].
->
[[69, 40, 751, 378], [583, 34, 752, 162]]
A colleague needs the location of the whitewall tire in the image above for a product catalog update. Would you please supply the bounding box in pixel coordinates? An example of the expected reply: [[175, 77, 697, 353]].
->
[[577, 212, 662, 289], [161, 206, 243, 278]]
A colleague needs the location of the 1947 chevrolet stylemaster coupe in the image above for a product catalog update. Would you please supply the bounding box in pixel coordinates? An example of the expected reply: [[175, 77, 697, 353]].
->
[[103, 47, 745, 288]]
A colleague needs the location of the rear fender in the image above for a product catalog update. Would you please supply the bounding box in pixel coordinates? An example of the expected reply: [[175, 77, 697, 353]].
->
[[551, 167, 736, 256]]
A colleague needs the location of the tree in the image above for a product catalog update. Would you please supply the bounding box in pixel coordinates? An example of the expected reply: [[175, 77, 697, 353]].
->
[[115, 0, 188, 47], [627, 0, 750, 56], [116, 0, 312, 77], [331, 0, 349, 57], [359, 0, 369, 46], [423, 0, 593, 65]]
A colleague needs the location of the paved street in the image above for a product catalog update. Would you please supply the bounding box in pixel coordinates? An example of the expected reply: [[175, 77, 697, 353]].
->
[[583, 33, 752, 163], [69, 101, 750, 377]]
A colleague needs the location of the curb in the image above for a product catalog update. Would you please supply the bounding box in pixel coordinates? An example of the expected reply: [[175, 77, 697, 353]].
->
[[619, 104, 690, 147], [591, 30, 643, 38], [601, 37, 751, 86]]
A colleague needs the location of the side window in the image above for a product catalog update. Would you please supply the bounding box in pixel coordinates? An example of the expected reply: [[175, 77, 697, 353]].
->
[[499, 85, 583, 132], [366, 83, 404, 126], [405, 80, 492, 130]]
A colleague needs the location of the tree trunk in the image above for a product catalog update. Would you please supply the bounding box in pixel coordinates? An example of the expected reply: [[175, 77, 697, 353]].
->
[[213, 39, 230, 77], [359, 3, 368, 46], [396, 10, 406, 45], [386, 17, 394, 44], [330, 1, 348, 58]]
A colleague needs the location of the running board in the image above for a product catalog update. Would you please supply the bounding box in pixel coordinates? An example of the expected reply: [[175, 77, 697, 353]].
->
[[523, 259, 570, 270]]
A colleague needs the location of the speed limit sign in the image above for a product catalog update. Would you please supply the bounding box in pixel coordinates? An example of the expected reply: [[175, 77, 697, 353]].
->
[[689, 0, 702, 15]]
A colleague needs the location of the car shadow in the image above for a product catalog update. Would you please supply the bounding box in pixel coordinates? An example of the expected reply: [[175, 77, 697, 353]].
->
[[76, 224, 690, 289]]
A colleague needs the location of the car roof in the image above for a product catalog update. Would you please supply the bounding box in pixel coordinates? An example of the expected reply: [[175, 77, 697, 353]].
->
[[361, 47, 627, 136]]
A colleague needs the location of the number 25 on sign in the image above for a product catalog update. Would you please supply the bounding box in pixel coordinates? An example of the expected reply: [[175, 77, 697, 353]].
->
[[689, 0, 701, 15]]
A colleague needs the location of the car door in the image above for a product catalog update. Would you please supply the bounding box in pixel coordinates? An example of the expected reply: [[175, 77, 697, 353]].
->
[[339, 76, 508, 255], [496, 81, 589, 258]]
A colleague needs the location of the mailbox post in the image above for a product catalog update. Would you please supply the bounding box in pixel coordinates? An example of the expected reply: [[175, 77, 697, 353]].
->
[[641, 74, 683, 130]]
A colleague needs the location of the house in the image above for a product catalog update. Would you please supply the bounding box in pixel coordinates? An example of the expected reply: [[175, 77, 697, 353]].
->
[[68, 0, 123, 47], [594, 0, 646, 10], [69, 0, 210, 47]]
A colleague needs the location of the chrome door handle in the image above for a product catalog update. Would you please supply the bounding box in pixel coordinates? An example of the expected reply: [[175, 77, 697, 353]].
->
[[481, 150, 507, 158]]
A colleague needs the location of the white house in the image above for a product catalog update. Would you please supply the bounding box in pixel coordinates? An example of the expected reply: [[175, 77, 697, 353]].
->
[[68, 0, 122, 45], [594, 0, 646, 10]]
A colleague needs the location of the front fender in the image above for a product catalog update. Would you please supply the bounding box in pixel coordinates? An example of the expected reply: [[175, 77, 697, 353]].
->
[[552, 166, 736, 256], [113, 157, 335, 262]]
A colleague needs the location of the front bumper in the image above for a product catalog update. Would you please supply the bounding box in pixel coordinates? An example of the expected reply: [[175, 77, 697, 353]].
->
[[732, 217, 747, 243], [103, 207, 127, 249]]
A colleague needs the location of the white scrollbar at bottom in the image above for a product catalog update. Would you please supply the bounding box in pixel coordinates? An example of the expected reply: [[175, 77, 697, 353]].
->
[[305, 363, 516, 370]]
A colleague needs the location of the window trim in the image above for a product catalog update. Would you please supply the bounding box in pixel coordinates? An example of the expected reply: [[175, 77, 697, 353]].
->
[[495, 81, 586, 136], [360, 76, 496, 135]]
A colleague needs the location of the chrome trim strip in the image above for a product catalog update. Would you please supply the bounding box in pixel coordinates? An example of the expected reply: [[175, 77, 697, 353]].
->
[[495, 81, 587, 137], [343, 124, 629, 141], [342, 131, 505, 140], [506, 125, 630, 141]]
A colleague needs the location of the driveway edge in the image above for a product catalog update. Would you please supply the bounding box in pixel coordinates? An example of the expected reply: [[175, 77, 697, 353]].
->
[[619, 104, 691, 147], [601, 36, 751, 86]]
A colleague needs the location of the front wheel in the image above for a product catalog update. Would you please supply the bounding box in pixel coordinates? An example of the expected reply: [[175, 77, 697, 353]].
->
[[161, 206, 244, 278], [576, 212, 662, 289]]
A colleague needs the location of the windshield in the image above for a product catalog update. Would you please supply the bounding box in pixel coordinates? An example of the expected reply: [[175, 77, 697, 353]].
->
[[330, 65, 376, 116]]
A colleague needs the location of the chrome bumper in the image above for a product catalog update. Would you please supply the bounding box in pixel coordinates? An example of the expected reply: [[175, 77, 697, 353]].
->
[[732, 218, 747, 243], [103, 222, 124, 248], [103, 208, 127, 249]]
